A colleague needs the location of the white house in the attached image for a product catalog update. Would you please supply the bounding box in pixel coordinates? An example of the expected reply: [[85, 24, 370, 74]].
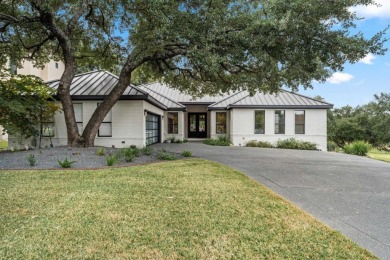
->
[[8, 70, 333, 150]]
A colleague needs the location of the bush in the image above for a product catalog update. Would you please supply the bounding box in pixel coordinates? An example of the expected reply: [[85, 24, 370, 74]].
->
[[276, 138, 317, 150], [343, 141, 371, 156], [141, 146, 153, 156], [327, 141, 337, 152], [26, 154, 36, 166], [204, 135, 230, 146], [106, 154, 117, 166], [182, 150, 192, 157], [157, 150, 177, 160], [245, 140, 273, 148], [96, 147, 105, 156], [58, 158, 76, 168]]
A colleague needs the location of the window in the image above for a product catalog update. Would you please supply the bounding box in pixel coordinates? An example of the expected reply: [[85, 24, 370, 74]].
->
[[42, 120, 55, 137], [295, 110, 305, 134], [167, 112, 178, 134], [73, 103, 83, 134], [275, 110, 285, 134], [254, 110, 265, 134], [55, 62, 59, 69], [97, 103, 112, 137], [9, 59, 17, 75], [216, 112, 227, 134]]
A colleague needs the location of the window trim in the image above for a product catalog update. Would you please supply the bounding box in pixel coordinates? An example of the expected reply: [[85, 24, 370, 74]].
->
[[73, 103, 83, 135], [97, 103, 112, 137], [295, 110, 305, 134], [215, 112, 227, 134], [254, 110, 265, 134], [167, 112, 179, 134], [274, 110, 285, 134]]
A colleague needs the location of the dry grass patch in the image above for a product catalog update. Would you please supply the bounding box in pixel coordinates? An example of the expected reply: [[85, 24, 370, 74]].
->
[[0, 159, 376, 259]]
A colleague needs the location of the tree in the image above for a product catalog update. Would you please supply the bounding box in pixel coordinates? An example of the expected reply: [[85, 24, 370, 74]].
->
[[0, 72, 59, 143], [328, 93, 390, 147], [1, 0, 387, 147]]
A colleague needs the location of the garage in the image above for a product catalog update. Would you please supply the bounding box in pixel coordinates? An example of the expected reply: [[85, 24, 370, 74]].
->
[[145, 112, 160, 145]]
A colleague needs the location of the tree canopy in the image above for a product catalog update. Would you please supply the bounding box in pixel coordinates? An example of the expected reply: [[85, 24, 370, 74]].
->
[[0, 72, 59, 140], [0, 0, 387, 146], [328, 93, 390, 148]]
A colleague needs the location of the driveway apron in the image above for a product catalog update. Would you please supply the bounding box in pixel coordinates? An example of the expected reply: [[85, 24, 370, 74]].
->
[[155, 143, 390, 259]]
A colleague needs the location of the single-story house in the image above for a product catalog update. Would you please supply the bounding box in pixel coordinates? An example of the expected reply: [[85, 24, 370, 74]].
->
[[8, 70, 333, 150]]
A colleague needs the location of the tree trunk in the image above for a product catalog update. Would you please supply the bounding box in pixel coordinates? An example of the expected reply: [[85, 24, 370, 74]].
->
[[82, 66, 134, 147]]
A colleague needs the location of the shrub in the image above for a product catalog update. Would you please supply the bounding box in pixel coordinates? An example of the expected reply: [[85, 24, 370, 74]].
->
[[106, 154, 117, 166], [183, 139, 188, 143], [343, 141, 371, 156], [245, 140, 273, 148], [157, 150, 177, 160], [204, 135, 230, 146], [276, 138, 317, 150], [26, 154, 36, 166], [124, 153, 135, 162], [182, 150, 192, 157], [327, 141, 337, 152], [96, 147, 105, 156], [58, 158, 76, 168], [141, 146, 153, 156]]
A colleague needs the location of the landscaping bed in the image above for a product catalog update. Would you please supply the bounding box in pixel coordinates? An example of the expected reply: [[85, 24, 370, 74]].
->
[[0, 146, 184, 169]]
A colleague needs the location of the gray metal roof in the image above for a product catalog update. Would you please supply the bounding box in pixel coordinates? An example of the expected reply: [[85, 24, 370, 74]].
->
[[47, 71, 184, 110], [208, 90, 333, 110], [47, 71, 333, 110], [136, 82, 235, 104]]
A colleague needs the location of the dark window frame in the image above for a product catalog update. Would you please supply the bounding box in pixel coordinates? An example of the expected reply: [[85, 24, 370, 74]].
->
[[254, 110, 265, 134], [216, 112, 227, 134], [295, 110, 305, 134], [167, 112, 178, 134], [275, 110, 285, 134], [73, 103, 83, 135], [41, 121, 55, 137], [145, 112, 161, 145], [97, 103, 112, 137]]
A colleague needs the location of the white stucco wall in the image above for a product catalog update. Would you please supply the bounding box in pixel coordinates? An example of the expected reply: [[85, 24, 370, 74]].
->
[[229, 108, 328, 151], [8, 100, 164, 149], [17, 60, 65, 82]]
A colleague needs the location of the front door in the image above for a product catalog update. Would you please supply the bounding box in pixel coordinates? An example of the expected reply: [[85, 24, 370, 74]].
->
[[188, 113, 207, 138]]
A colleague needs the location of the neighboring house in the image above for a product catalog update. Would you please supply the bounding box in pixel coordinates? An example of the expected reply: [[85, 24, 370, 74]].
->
[[8, 70, 333, 150]]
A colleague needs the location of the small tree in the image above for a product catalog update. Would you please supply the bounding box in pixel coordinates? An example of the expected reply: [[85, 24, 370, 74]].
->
[[0, 72, 59, 145]]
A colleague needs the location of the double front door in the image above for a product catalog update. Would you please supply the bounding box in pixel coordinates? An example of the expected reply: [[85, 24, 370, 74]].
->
[[188, 113, 207, 138]]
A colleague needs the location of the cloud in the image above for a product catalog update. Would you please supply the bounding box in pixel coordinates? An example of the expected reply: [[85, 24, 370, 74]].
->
[[359, 53, 376, 64], [350, 0, 390, 19], [327, 72, 354, 84]]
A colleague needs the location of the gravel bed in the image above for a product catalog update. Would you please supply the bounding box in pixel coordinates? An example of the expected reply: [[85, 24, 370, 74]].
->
[[0, 146, 175, 169]]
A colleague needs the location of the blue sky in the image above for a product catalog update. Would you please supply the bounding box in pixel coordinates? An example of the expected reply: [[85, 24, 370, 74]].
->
[[298, 1, 390, 108]]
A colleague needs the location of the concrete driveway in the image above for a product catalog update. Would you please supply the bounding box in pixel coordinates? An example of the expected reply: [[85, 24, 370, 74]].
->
[[155, 143, 390, 259]]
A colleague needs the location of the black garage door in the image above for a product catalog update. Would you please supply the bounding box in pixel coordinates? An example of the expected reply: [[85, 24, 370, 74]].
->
[[146, 112, 160, 145]]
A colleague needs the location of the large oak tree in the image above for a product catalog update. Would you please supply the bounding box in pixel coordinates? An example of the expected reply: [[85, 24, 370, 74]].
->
[[0, 0, 387, 147]]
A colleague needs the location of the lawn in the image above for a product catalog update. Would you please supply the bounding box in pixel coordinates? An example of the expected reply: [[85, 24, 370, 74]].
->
[[367, 149, 390, 163], [0, 159, 375, 259], [0, 140, 7, 150]]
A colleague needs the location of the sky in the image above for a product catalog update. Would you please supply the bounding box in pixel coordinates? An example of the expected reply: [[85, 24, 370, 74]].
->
[[298, 0, 390, 108]]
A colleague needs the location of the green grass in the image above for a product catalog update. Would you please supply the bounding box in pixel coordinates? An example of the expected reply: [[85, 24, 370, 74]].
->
[[367, 149, 390, 163], [0, 160, 375, 259], [0, 140, 7, 149]]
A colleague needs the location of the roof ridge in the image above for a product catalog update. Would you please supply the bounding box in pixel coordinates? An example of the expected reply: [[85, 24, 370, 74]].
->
[[208, 91, 245, 107], [44, 70, 104, 84], [140, 83, 186, 108], [281, 89, 333, 106]]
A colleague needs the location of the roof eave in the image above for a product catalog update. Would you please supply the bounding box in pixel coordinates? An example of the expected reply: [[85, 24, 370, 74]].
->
[[227, 105, 334, 109]]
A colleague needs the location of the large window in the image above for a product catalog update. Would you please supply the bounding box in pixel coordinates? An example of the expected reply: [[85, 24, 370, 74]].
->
[[167, 112, 178, 134], [254, 110, 265, 134], [216, 112, 227, 134], [295, 110, 305, 134], [73, 103, 83, 135], [275, 110, 285, 134], [97, 103, 112, 137]]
